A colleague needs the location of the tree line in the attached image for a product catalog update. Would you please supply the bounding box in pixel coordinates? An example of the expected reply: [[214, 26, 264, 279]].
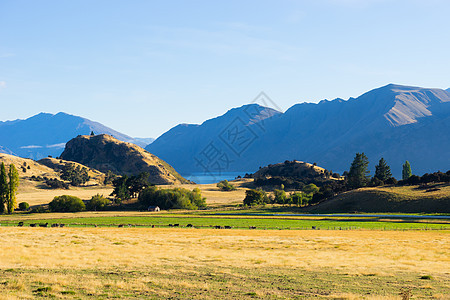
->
[[244, 153, 450, 207]]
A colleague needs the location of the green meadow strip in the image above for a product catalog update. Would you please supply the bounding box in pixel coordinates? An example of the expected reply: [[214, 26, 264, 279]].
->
[[1, 215, 449, 230]]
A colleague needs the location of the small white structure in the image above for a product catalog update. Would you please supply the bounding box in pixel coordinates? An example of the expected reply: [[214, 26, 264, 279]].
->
[[148, 206, 160, 212]]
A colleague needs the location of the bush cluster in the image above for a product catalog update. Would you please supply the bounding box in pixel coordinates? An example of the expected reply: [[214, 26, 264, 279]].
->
[[245, 183, 320, 207], [138, 186, 206, 210], [45, 178, 69, 189], [217, 180, 236, 191], [86, 194, 110, 211], [398, 171, 450, 186], [60, 163, 90, 186]]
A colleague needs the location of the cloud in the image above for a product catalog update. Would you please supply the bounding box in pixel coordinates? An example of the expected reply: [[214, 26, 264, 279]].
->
[[20, 145, 43, 149], [0, 81, 6, 89], [46, 143, 66, 148]]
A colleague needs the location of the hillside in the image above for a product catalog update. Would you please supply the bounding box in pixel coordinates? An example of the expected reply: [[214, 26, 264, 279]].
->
[[60, 134, 188, 185], [0, 153, 107, 196], [0, 112, 153, 160], [38, 157, 106, 185], [307, 184, 450, 213], [147, 84, 450, 177], [0, 153, 58, 178]]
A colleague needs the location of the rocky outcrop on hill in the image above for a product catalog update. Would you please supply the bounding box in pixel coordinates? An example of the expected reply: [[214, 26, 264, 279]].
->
[[60, 134, 188, 185], [253, 160, 333, 181]]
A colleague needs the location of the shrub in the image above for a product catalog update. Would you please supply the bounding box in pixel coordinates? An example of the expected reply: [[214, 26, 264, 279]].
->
[[138, 186, 206, 210], [49, 195, 85, 212], [217, 180, 236, 191], [18, 202, 30, 211], [45, 178, 69, 189], [86, 194, 110, 211], [370, 177, 384, 187], [30, 206, 49, 213], [385, 177, 398, 185]]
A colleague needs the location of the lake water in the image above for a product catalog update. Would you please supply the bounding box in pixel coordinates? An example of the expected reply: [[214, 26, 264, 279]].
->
[[181, 172, 249, 184]]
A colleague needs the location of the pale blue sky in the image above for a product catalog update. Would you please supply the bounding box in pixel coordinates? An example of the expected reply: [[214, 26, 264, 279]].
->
[[1, 0, 449, 138]]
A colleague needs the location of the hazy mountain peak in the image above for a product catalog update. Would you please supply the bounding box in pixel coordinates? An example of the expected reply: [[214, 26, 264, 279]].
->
[[0, 112, 153, 159]]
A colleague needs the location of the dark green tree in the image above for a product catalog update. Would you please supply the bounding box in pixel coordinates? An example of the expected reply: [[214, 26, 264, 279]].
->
[[0, 162, 8, 213], [128, 172, 150, 198], [110, 175, 130, 203], [374, 157, 392, 182], [402, 161, 412, 180], [347, 153, 370, 189], [243, 189, 269, 206]]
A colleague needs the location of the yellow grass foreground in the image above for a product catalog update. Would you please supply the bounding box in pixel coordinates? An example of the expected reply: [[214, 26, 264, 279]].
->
[[0, 228, 448, 299]]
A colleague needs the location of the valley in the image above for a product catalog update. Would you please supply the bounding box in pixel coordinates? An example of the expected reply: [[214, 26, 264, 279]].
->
[[0, 84, 449, 299]]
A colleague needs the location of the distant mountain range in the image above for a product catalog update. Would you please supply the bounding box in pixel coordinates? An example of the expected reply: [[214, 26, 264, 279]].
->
[[147, 84, 450, 178], [0, 112, 154, 160]]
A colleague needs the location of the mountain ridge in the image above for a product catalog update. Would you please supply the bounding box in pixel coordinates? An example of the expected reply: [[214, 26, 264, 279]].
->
[[147, 84, 450, 178]]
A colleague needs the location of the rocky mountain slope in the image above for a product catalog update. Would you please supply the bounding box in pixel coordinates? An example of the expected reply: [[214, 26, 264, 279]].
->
[[61, 134, 188, 184], [147, 84, 450, 177], [0, 112, 153, 160]]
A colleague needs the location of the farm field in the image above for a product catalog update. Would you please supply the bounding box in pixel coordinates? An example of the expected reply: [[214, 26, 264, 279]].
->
[[7, 177, 449, 298], [0, 228, 448, 299], [0, 212, 449, 230]]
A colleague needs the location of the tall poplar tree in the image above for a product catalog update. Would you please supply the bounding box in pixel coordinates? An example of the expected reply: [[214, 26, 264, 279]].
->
[[402, 161, 412, 180], [6, 164, 19, 214], [347, 153, 370, 189], [0, 162, 8, 213]]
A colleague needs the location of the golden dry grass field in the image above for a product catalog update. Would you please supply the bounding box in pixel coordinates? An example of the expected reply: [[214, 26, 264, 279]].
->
[[0, 227, 448, 299], [17, 183, 114, 207], [16, 178, 250, 208]]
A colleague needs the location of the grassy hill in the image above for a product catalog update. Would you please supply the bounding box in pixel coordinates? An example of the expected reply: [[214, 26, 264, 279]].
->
[[307, 183, 450, 213], [38, 157, 106, 185]]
